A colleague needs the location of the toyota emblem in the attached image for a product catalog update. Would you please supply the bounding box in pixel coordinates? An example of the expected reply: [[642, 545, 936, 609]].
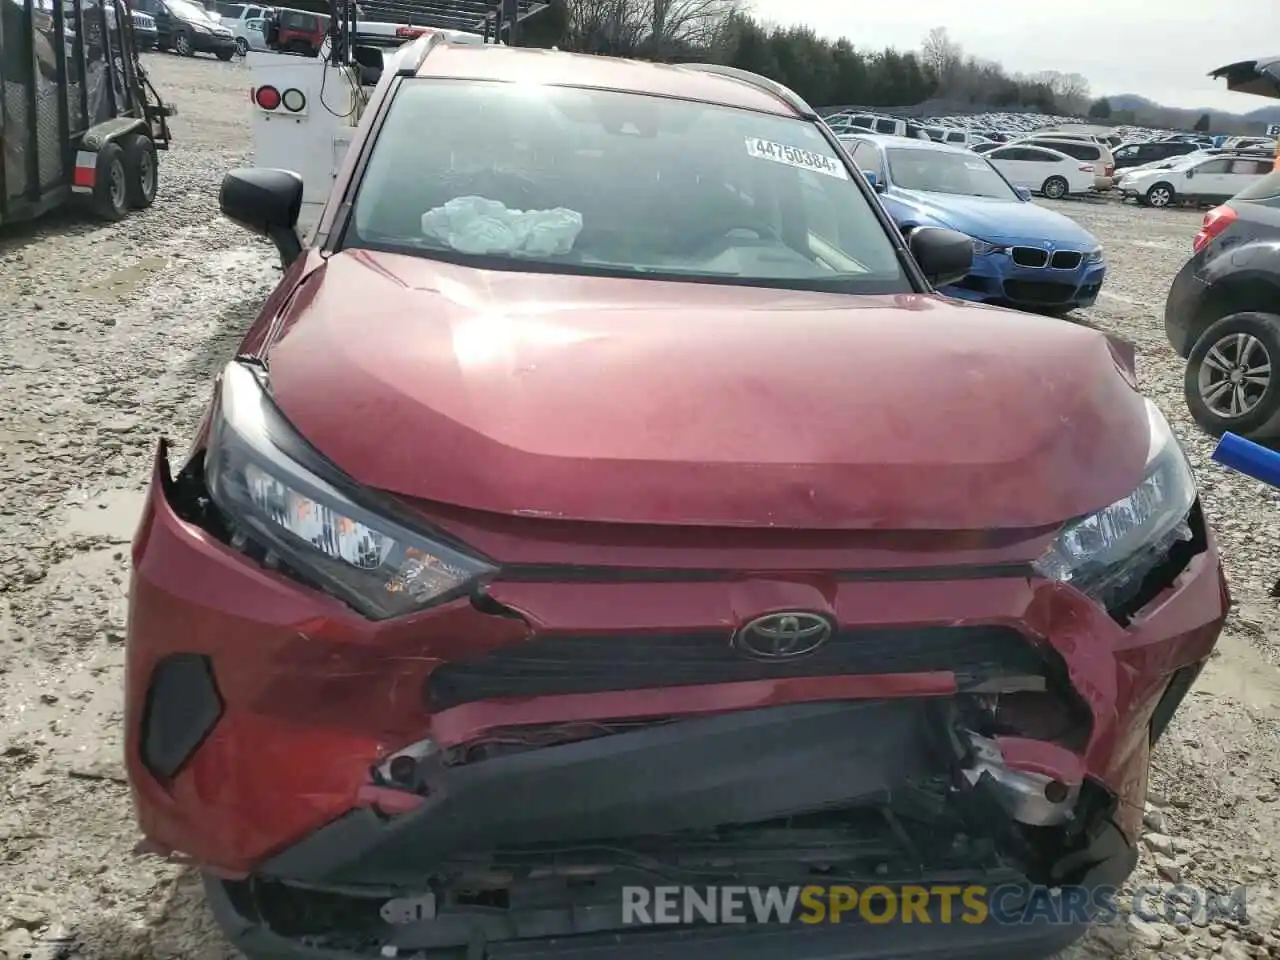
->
[[732, 612, 832, 660]]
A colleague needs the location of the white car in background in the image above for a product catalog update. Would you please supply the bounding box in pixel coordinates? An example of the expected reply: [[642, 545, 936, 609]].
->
[[983, 144, 1095, 199], [217, 1, 273, 54], [1120, 153, 1276, 207]]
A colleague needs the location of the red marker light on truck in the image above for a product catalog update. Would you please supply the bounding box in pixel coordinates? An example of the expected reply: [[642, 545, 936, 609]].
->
[[254, 85, 281, 110]]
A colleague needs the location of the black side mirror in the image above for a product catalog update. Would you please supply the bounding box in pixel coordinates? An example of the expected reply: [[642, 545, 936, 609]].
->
[[1185, 169, 1195, 179], [352, 44, 382, 85], [219, 168, 303, 267], [908, 226, 973, 288]]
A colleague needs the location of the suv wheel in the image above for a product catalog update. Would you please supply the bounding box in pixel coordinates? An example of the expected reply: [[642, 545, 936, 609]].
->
[[1185, 312, 1280, 440], [174, 30, 192, 55], [1145, 182, 1175, 208]]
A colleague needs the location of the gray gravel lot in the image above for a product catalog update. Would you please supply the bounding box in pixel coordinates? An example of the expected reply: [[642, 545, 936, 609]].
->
[[2, 53, 1280, 960]]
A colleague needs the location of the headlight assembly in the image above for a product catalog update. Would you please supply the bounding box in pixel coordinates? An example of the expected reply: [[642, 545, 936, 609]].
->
[[1033, 400, 1197, 611], [204, 360, 497, 620], [971, 239, 1004, 257], [1085, 246, 1104, 263]]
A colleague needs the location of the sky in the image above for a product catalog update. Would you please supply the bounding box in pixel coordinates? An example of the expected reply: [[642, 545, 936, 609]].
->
[[746, 0, 1280, 113]]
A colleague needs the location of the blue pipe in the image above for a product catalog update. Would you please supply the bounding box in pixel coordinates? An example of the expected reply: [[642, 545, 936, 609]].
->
[[1211, 432, 1280, 488]]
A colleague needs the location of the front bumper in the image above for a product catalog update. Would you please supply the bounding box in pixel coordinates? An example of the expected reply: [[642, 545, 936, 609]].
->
[[190, 30, 236, 52], [942, 252, 1106, 309], [135, 28, 159, 47], [126, 441, 1227, 958]]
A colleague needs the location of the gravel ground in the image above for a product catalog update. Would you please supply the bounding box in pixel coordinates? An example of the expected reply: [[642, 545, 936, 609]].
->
[[2, 52, 1280, 960]]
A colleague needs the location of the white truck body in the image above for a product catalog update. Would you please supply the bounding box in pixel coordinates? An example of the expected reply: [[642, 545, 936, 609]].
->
[[247, 26, 486, 235]]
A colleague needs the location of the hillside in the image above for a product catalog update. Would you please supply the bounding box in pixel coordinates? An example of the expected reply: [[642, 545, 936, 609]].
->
[[1107, 92, 1280, 128]]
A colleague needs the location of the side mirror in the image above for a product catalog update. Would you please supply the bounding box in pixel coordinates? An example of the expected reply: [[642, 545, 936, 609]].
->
[[1186, 169, 1195, 178], [909, 226, 973, 288], [219, 168, 303, 267], [1014, 186, 1032, 202]]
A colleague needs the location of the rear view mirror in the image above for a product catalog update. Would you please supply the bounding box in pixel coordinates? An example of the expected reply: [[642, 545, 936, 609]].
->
[[219, 168, 303, 267], [909, 226, 973, 288]]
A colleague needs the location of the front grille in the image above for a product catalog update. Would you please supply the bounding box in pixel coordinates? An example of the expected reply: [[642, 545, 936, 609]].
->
[[1010, 247, 1049, 267], [426, 626, 1049, 710], [1002, 279, 1076, 304], [1050, 251, 1083, 269]]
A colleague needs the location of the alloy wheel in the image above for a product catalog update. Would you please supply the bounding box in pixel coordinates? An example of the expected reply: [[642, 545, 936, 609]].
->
[[1148, 186, 1172, 207], [1198, 331, 1272, 418]]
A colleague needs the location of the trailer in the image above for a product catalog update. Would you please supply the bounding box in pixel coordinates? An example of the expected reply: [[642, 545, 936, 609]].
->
[[247, 0, 545, 234], [2, 0, 174, 226]]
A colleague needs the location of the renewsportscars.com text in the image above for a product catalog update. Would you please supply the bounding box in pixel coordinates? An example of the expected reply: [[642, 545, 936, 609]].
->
[[622, 884, 1248, 926]]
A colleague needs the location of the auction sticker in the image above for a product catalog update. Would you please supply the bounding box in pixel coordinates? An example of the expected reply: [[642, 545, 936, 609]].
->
[[745, 137, 849, 179]]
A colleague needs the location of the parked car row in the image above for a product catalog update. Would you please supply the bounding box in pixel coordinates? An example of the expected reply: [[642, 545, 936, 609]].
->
[[130, 0, 326, 57]]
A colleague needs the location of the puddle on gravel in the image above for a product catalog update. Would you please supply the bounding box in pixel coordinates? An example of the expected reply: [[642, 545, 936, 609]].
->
[[80, 256, 169, 300], [60, 489, 146, 542], [1196, 632, 1280, 719]]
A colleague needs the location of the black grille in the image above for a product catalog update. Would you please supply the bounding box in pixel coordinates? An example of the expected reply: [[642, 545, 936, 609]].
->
[[1050, 251, 1083, 269], [426, 626, 1049, 710], [1002, 279, 1076, 304], [1010, 247, 1049, 267]]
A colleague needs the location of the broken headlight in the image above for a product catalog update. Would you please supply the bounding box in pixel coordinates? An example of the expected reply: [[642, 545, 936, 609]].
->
[[205, 359, 496, 620], [1034, 399, 1196, 611]]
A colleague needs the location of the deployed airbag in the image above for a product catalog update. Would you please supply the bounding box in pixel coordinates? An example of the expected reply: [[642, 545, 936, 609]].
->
[[420, 195, 583, 256]]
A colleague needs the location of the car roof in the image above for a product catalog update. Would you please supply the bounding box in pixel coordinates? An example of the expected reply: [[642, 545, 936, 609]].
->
[[836, 133, 974, 157], [414, 45, 799, 117]]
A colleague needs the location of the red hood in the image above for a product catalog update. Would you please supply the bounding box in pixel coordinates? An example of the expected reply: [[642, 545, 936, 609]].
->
[[262, 250, 1149, 530]]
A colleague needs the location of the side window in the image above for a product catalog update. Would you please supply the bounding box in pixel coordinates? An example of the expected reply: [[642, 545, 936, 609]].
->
[[855, 143, 884, 178], [990, 148, 1025, 161], [1024, 149, 1059, 162], [1114, 146, 1136, 159], [1049, 143, 1089, 160], [852, 116, 875, 129], [1196, 159, 1231, 174], [1231, 159, 1273, 175], [874, 118, 897, 135], [945, 132, 966, 144]]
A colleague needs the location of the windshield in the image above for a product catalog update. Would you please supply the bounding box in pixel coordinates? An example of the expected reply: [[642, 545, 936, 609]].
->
[[885, 148, 1017, 199], [349, 80, 911, 295], [166, 0, 210, 18]]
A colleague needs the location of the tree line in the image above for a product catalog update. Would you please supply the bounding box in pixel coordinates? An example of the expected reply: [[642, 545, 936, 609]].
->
[[516, 4, 1088, 115]]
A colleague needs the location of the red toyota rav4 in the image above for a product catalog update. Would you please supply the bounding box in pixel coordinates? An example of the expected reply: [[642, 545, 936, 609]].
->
[[125, 37, 1229, 960]]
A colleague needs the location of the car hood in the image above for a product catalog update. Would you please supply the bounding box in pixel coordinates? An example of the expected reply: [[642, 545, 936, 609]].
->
[[261, 250, 1149, 530], [888, 190, 1098, 248]]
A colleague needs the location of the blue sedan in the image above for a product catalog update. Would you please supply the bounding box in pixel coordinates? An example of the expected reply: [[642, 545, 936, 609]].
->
[[838, 134, 1106, 313]]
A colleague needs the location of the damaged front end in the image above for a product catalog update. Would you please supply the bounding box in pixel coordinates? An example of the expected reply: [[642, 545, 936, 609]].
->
[[208, 691, 1132, 958], [126, 359, 1228, 960]]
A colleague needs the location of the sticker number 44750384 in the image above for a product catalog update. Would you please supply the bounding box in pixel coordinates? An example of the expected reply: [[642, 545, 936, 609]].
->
[[745, 137, 849, 179]]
